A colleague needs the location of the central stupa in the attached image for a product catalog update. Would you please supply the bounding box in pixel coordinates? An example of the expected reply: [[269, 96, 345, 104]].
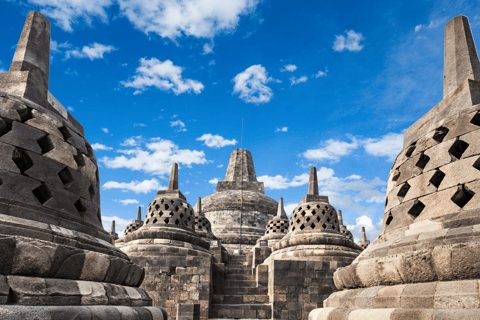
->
[[201, 149, 278, 252]]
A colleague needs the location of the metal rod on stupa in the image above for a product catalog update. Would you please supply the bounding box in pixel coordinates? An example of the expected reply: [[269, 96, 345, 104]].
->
[[444, 15, 480, 97]]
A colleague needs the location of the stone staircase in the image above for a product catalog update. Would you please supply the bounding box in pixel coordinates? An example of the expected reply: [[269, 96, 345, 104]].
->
[[209, 254, 271, 319]]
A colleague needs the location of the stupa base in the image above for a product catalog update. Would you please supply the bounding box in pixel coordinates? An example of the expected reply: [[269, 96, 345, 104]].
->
[[0, 305, 167, 320], [310, 279, 480, 319]]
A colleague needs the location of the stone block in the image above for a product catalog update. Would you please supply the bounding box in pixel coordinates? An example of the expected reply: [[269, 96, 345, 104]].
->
[[11, 240, 51, 277], [372, 285, 407, 308], [0, 121, 45, 154], [434, 280, 480, 309]]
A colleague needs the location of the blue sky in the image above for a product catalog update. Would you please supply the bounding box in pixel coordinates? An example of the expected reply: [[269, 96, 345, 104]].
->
[[2, 0, 479, 241]]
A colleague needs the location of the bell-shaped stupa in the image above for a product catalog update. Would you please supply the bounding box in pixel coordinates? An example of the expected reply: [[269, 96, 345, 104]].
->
[[256, 197, 289, 247], [125, 206, 144, 235], [0, 11, 164, 319], [193, 197, 217, 240], [357, 226, 370, 249], [337, 210, 354, 241], [200, 149, 278, 252], [312, 15, 480, 320], [120, 163, 213, 319]]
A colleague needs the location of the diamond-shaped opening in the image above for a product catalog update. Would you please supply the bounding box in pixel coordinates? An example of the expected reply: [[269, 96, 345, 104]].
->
[[451, 185, 475, 208], [175, 206, 180, 211], [311, 209, 316, 215], [307, 205, 311, 210], [155, 204, 160, 210], [73, 153, 85, 168], [316, 216, 320, 222], [145, 219, 150, 224], [306, 217, 310, 222], [175, 219, 180, 225], [310, 223, 315, 229], [170, 200, 174, 204], [272, 229, 276, 233], [322, 223, 327, 229], [293, 213, 297, 218], [0, 178, 3, 186], [169, 212, 174, 216], [74, 199, 87, 218], [153, 218, 158, 224], [385, 212, 393, 226], [88, 184, 95, 200], [187, 216, 191, 221], [415, 153, 430, 170], [433, 126, 449, 143], [59, 126, 72, 141], [429, 170, 445, 189], [449, 140, 469, 159], [299, 224, 305, 230], [164, 204, 169, 210], [164, 217, 170, 224], [37, 135, 54, 154], [32, 183, 52, 205], [332, 225, 336, 230], [12, 148, 33, 174], [0, 118, 11, 137], [17, 107, 32, 122], [326, 217, 330, 222], [296, 219, 300, 224], [316, 204, 320, 209], [470, 111, 480, 126], [292, 226, 295, 231], [405, 144, 416, 158], [58, 167, 74, 186], [397, 182, 411, 200], [322, 210, 326, 215], [408, 200, 425, 219], [392, 170, 400, 182], [150, 212, 154, 218], [161, 199, 164, 204], [159, 210, 163, 217], [301, 210, 306, 216], [385, 197, 388, 207], [473, 157, 480, 171], [179, 213, 184, 218]]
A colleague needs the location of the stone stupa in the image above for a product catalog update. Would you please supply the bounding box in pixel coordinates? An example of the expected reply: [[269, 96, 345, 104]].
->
[[357, 226, 370, 249], [110, 220, 119, 240], [193, 197, 217, 240], [260, 167, 362, 318], [337, 210, 354, 241], [256, 197, 289, 247], [0, 11, 165, 319], [120, 163, 214, 320], [200, 148, 278, 252], [311, 15, 480, 320]]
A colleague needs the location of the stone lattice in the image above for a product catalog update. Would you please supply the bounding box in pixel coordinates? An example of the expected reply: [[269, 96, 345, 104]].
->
[[195, 215, 213, 233], [289, 202, 340, 232], [145, 197, 195, 230]]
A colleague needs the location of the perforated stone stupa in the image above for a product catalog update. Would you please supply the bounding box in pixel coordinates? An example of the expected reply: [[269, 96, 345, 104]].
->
[[0, 11, 165, 319], [193, 197, 217, 240], [311, 15, 480, 320], [201, 148, 278, 251], [120, 163, 213, 320], [260, 167, 361, 319], [256, 197, 289, 247]]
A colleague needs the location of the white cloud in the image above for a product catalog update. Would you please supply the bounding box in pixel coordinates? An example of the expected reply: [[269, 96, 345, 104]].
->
[[346, 215, 382, 243], [346, 174, 361, 180], [217, 164, 224, 168], [290, 76, 308, 86], [170, 119, 187, 132], [209, 178, 220, 184], [65, 43, 116, 60], [117, 0, 259, 40], [233, 64, 275, 104], [102, 128, 109, 134], [302, 137, 359, 162], [315, 68, 328, 78], [119, 199, 139, 205], [102, 178, 162, 194], [122, 58, 204, 95], [196, 134, 237, 148], [171, 114, 178, 118], [280, 64, 297, 72], [414, 19, 446, 33], [67, 106, 74, 112], [275, 127, 288, 133], [121, 136, 142, 146], [91, 143, 112, 151], [203, 42, 214, 54], [209, 60, 216, 66], [333, 30, 365, 52], [27, 0, 112, 32], [134, 123, 147, 127], [258, 168, 334, 190], [100, 138, 207, 176], [363, 132, 403, 161]]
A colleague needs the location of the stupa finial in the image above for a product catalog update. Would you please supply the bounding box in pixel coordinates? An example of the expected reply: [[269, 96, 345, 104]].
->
[[308, 167, 319, 195], [136, 206, 142, 221], [277, 197, 287, 219], [168, 163, 179, 190], [338, 210, 344, 225], [361, 226, 367, 241], [444, 15, 480, 97], [110, 220, 116, 234]]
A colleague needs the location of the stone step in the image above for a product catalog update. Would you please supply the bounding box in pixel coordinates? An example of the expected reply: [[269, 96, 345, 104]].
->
[[225, 267, 252, 275], [223, 279, 257, 288], [213, 286, 268, 295], [209, 304, 271, 319], [225, 273, 255, 280], [212, 294, 269, 304]]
